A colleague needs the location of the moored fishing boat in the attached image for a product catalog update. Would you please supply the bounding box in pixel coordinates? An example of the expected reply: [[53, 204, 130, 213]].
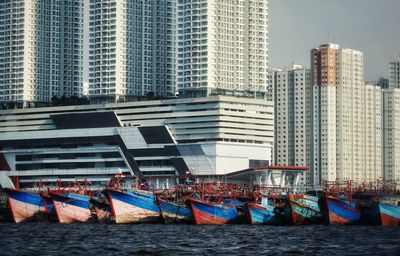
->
[[189, 198, 241, 225], [41, 193, 57, 221], [244, 197, 285, 225], [90, 197, 113, 223], [367, 201, 400, 226], [106, 188, 161, 224], [158, 198, 193, 224], [244, 202, 276, 225], [4, 188, 47, 223], [318, 196, 361, 225], [50, 192, 93, 224], [284, 194, 322, 225]]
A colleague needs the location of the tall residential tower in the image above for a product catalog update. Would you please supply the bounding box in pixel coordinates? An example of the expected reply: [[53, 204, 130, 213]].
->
[[269, 65, 312, 184], [0, 0, 84, 107], [310, 44, 382, 185], [311, 44, 340, 184], [88, 0, 175, 103], [383, 54, 400, 184], [176, 0, 269, 98], [383, 88, 400, 183]]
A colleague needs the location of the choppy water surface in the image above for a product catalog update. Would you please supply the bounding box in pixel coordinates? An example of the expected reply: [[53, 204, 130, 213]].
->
[[0, 223, 399, 255]]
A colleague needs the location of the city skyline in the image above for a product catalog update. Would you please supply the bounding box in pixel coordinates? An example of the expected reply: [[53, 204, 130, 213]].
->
[[270, 43, 384, 186], [2, 0, 399, 106], [269, 0, 400, 81]]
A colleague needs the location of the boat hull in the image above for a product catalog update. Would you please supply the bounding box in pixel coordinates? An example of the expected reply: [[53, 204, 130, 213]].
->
[[158, 199, 194, 224], [50, 192, 93, 224], [285, 195, 322, 225], [318, 196, 361, 225], [106, 189, 161, 224], [368, 202, 400, 226], [4, 188, 47, 223], [90, 198, 113, 224], [244, 203, 278, 224], [190, 199, 240, 225], [41, 194, 57, 221]]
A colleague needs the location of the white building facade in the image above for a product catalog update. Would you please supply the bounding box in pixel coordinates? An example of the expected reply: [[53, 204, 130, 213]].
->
[[309, 44, 382, 186], [0, 0, 84, 107], [335, 48, 365, 183], [383, 55, 400, 184], [88, 0, 175, 103], [0, 96, 274, 181], [269, 65, 312, 184], [1, 1, 269, 105], [311, 44, 339, 185], [176, 0, 269, 98], [383, 88, 400, 184], [363, 83, 382, 182]]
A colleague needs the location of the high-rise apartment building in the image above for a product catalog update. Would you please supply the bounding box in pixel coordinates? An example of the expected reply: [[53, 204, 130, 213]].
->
[[88, 0, 175, 103], [176, 0, 269, 98], [310, 43, 382, 185], [335, 47, 365, 183], [383, 55, 400, 184], [311, 44, 340, 184], [383, 88, 400, 183], [1, 1, 269, 105], [269, 65, 312, 184], [363, 82, 382, 182], [0, 0, 84, 107], [389, 54, 400, 89]]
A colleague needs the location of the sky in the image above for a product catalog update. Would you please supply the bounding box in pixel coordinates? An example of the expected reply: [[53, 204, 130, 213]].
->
[[268, 0, 400, 80]]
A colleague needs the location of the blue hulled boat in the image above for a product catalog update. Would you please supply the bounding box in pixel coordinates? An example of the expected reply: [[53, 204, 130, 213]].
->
[[41, 194, 57, 221], [50, 192, 93, 223], [284, 194, 322, 224], [90, 197, 113, 223], [367, 201, 400, 226], [318, 196, 361, 225], [244, 197, 285, 225], [189, 198, 241, 225], [158, 198, 193, 224], [106, 188, 161, 224], [4, 188, 47, 223]]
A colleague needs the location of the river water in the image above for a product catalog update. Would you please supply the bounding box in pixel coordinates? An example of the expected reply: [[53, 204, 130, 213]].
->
[[0, 223, 399, 255]]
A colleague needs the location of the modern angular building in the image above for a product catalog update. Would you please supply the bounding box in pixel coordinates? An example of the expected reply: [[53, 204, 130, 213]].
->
[[0, 113, 185, 190], [269, 65, 312, 184], [0, 0, 84, 107], [88, 0, 175, 103], [176, 0, 269, 99], [0, 96, 274, 189]]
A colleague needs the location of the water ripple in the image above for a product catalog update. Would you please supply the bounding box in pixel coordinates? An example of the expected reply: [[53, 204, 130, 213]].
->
[[0, 223, 399, 255]]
